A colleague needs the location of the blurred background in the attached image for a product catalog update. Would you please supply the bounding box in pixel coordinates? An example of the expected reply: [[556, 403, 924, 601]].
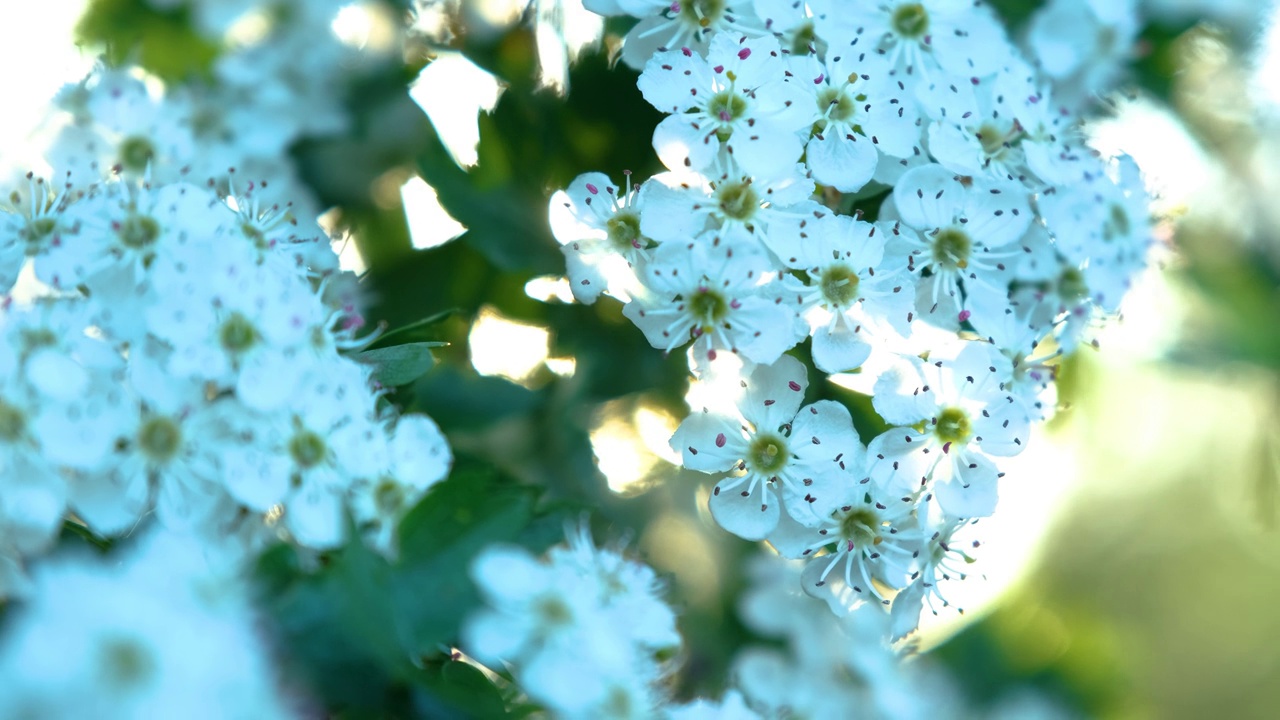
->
[[6, 0, 1280, 717]]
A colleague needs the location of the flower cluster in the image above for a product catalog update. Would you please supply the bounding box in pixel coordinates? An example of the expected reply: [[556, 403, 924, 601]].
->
[[37, 0, 392, 206], [0, 168, 451, 590], [464, 525, 707, 719], [0, 528, 296, 718], [553, 0, 1152, 634]]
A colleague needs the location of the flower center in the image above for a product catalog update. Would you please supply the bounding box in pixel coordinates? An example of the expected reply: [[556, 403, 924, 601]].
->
[[688, 287, 729, 329], [137, 416, 182, 464], [677, 0, 726, 29], [715, 180, 759, 222], [977, 122, 1010, 156], [707, 90, 748, 139], [891, 3, 930, 39], [288, 429, 329, 469], [817, 87, 857, 124], [838, 508, 882, 548], [218, 312, 260, 355], [19, 328, 57, 355], [747, 433, 789, 475], [1103, 203, 1130, 241], [21, 216, 57, 251], [931, 227, 972, 271], [374, 479, 405, 514], [0, 399, 26, 442], [535, 595, 574, 626], [240, 221, 270, 250], [606, 210, 642, 251], [1057, 267, 1089, 305], [790, 20, 817, 55], [117, 214, 161, 250], [118, 136, 156, 173], [99, 636, 155, 690], [935, 406, 972, 444], [818, 264, 861, 307]]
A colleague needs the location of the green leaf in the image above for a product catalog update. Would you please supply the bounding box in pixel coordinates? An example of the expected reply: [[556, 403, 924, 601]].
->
[[354, 342, 444, 387], [393, 467, 537, 654], [414, 660, 509, 719], [368, 309, 459, 349]]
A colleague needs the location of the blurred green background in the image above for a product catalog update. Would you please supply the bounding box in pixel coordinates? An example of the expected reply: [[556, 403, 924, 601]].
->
[[48, 0, 1280, 717]]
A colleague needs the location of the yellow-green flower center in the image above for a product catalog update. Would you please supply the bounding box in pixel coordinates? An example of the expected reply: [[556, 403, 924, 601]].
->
[[606, 211, 642, 251], [748, 433, 789, 475], [817, 87, 857, 124], [935, 406, 972, 444], [677, 0, 726, 28], [1058, 267, 1089, 305], [137, 416, 182, 464], [218, 312, 260, 354], [892, 3, 930, 39], [0, 400, 26, 442], [716, 180, 759, 222], [839, 507, 882, 548], [288, 429, 328, 469], [688, 288, 729, 331], [932, 227, 972, 271], [21, 216, 57, 250], [818, 264, 861, 307], [99, 636, 154, 690], [118, 136, 156, 173], [374, 479, 404, 515], [117, 214, 161, 250]]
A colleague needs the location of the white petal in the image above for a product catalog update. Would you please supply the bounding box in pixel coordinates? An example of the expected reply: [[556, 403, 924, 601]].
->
[[709, 477, 780, 541], [935, 453, 1000, 518], [806, 130, 877, 192], [670, 411, 745, 473], [811, 320, 873, 373], [286, 483, 347, 549]]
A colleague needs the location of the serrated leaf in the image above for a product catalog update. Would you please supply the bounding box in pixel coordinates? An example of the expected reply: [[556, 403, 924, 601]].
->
[[355, 342, 444, 387]]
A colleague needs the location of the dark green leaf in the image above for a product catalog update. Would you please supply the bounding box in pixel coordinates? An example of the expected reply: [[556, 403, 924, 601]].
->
[[354, 342, 444, 387]]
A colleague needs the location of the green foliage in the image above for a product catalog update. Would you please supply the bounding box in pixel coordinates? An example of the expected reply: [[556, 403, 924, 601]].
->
[[76, 0, 219, 81], [353, 342, 443, 387], [253, 465, 556, 717]]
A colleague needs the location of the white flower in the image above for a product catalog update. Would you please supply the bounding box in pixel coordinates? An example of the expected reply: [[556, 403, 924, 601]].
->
[[0, 173, 74, 293], [841, 0, 1012, 79], [602, 0, 766, 69], [549, 171, 652, 303], [866, 342, 1029, 519], [638, 33, 811, 176], [351, 413, 452, 555], [789, 46, 922, 192], [770, 486, 921, 609], [623, 229, 803, 364], [671, 355, 863, 539], [464, 526, 680, 720], [640, 164, 819, 258], [0, 528, 293, 720], [776, 215, 915, 373], [890, 163, 1031, 327]]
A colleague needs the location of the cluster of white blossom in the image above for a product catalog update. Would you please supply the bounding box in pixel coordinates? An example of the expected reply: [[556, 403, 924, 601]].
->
[[465, 525, 757, 719], [36, 0, 392, 208], [0, 167, 451, 592], [0, 528, 296, 718], [553, 0, 1152, 635], [0, 0, 450, 594]]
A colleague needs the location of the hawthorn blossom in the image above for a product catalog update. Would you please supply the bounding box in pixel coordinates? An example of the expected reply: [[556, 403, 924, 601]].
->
[[866, 342, 1030, 519], [670, 355, 863, 539], [637, 33, 811, 176], [622, 228, 803, 363]]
